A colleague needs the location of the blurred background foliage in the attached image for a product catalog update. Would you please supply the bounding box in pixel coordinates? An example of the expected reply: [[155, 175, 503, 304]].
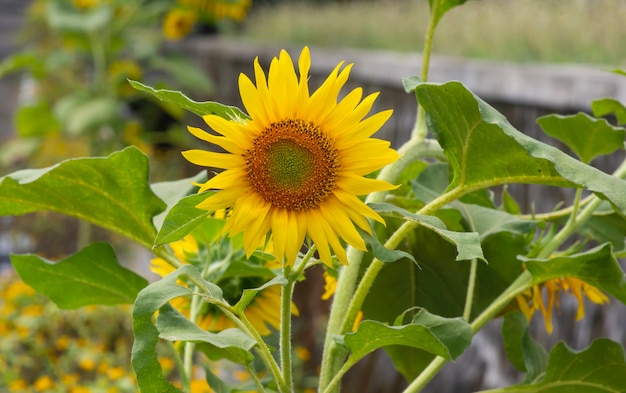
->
[[237, 0, 626, 66]]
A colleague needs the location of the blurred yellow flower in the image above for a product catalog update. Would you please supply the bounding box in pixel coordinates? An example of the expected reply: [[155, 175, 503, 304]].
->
[[321, 270, 337, 301], [79, 357, 96, 371], [295, 346, 311, 362], [184, 47, 398, 267], [70, 386, 91, 393], [515, 276, 609, 334], [34, 375, 54, 391], [8, 379, 27, 392], [163, 8, 196, 41], [61, 373, 80, 385]]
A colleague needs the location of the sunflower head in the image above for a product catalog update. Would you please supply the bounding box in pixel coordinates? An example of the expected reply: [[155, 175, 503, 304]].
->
[[163, 8, 196, 41], [183, 47, 399, 267]]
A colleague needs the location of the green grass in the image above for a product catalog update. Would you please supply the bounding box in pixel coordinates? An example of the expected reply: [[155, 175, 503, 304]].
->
[[233, 0, 626, 66]]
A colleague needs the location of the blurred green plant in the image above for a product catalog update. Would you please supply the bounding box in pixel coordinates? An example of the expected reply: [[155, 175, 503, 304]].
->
[[0, 0, 215, 170]]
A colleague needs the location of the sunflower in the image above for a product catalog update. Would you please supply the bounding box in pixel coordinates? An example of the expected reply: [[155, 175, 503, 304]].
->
[[162, 8, 196, 41], [183, 47, 399, 267], [151, 235, 296, 335], [515, 276, 609, 334]]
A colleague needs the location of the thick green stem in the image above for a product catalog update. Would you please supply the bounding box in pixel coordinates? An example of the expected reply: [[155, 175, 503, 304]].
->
[[462, 259, 478, 321]]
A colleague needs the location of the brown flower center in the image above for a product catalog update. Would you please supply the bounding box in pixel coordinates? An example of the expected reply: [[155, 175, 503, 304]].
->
[[245, 119, 340, 211]]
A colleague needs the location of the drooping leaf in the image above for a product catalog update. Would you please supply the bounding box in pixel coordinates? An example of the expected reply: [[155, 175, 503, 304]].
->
[[502, 312, 549, 383], [47, 0, 112, 32], [537, 112, 625, 164], [592, 98, 626, 125], [413, 81, 626, 215], [156, 306, 255, 365], [479, 339, 626, 393], [336, 309, 471, 369], [0, 147, 166, 249], [522, 243, 626, 304], [371, 202, 484, 262], [129, 80, 249, 122], [54, 94, 119, 136], [0, 50, 45, 78], [132, 265, 225, 393], [11, 242, 147, 309], [360, 227, 416, 264]]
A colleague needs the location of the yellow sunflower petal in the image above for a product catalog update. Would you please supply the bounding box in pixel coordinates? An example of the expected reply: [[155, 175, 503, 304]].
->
[[181, 150, 243, 169], [338, 173, 399, 195], [187, 126, 244, 154]]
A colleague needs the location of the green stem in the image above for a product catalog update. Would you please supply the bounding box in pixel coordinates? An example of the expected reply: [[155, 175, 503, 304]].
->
[[410, 0, 439, 141], [246, 363, 267, 393], [462, 259, 478, 321], [183, 292, 202, 391], [223, 306, 288, 393], [280, 246, 316, 390], [280, 266, 295, 391], [403, 271, 533, 393], [322, 360, 355, 393]]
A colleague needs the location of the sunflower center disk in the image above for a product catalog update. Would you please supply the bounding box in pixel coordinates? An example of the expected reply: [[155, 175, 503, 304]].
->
[[246, 119, 340, 211]]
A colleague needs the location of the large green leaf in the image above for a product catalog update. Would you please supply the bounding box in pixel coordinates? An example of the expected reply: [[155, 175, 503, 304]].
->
[[129, 80, 249, 122], [479, 339, 626, 393], [502, 312, 549, 383], [414, 81, 626, 215], [0, 147, 165, 249], [537, 113, 625, 164], [11, 242, 147, 309], [460, 204, 538, 240], [337, 309, 471, 368], [15, 102, 60, 137], [576, 212, 626, 252], [132, 265, 225, 393], [156, 306, 255, 365], [364, 228, 528, 380], [522, 243, 626, 304]]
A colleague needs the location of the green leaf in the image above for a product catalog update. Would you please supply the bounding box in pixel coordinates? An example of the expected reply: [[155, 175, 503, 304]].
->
[[47, 1, 112, 32], [55, 94, 120, 136], [156, 306, 255, 365], [154, 193, 212, 246], [233, 275, 288, 314], [11, 242, 147, 309], [428, 0, 468, 27], [402, 75, 423, 94], [479, 339, 626, 393], [132, 265, 225, 393], [151, 171, 207, 231], [501, 186, 522, 215], [360, 227, 416, 264], [522, 243, 626, 304], [592, 98, 626, 125], [15, 102, 60, 137], [0, 50, 45, 78], [371, 202, 484, 262], [460, 204, 538, 240], [414, 81, 626, 215], [577, 212, 626, 252], [337, 309, 471, 368], [502, 312, 548, 382], [150, 56, 215, 94], [129, 80, 249, 122], [537, 113, 625, 164], [0, 147, 165, 249]]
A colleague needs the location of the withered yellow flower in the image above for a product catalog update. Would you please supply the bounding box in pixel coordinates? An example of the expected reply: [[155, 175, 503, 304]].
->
[[183, 47, 399, 266], [515, 276, 609, 334]]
